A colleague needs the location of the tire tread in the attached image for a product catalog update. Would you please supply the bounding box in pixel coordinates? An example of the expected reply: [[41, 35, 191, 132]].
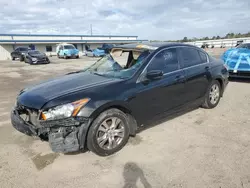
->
[[202, 80, 221, 109], [87, 108, 130, 156]]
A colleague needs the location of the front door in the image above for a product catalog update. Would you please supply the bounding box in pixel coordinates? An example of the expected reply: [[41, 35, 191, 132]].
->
[[129, 48, 186, 122]]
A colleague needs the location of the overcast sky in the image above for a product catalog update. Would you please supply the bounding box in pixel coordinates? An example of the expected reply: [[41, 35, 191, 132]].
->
[[0, 0, 249, 40]]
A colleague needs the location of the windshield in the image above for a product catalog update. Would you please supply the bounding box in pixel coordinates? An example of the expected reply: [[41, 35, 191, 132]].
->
[[84, 50, 150, 79], [29, 51, 42, 55], [64, 45, 75, 49], [19, 47, 29, 52]]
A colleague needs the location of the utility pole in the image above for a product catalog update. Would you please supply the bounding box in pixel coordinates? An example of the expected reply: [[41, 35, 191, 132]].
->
[[90, 24, 92, 36]]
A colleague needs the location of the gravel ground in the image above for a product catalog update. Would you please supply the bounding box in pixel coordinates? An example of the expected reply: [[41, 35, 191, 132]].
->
[[0, 56, 250, 188]]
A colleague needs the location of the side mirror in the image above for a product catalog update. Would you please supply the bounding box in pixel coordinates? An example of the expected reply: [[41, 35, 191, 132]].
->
[[146, 70, 163, 80]]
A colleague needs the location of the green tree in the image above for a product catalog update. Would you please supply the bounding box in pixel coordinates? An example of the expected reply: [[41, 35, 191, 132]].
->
[[245, 32, 250, 37], [235, 33, 241, 38], [225, 33, 235, 39], [216, 36, 221, 39], [182, 37, 188, 42], [225, 33, 230, 38]]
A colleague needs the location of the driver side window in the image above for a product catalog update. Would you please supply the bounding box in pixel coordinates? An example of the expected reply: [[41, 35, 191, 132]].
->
[[147, 48, 179, 73]]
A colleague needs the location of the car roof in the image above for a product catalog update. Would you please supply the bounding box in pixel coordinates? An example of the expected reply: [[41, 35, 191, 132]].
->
[[113, 42, 195, 51]]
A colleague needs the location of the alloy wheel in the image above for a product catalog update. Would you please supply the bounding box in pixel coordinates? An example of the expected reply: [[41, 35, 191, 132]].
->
[[209, 84, 220, 105], [96, 117, 125, 150]]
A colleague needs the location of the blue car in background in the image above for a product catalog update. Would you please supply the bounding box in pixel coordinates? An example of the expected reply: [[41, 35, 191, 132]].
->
[[221, 43, 250, 78], [85, 43, 114, 57], [92, 48, 106, 57], [56, 43, 79, 59]]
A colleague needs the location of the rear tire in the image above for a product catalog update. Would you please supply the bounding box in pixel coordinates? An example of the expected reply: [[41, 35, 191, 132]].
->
[[202, 80, 221, 109], [87, 108, 130, 156]]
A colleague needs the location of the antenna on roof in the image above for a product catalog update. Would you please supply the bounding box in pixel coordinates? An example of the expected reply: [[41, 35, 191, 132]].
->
[[90, 24, 92, 36]]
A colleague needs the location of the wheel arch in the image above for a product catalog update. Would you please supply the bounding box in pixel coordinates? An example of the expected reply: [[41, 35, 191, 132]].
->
[[89, 102, 138, 136], [213, 77, 224, 96], [79, 102, 138, 150]]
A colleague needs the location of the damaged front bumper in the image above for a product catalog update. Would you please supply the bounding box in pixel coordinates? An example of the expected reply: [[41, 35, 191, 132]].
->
[[11, 109, 90, 153]]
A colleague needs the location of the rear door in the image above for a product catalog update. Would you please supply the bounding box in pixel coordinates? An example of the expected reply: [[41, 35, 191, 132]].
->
[[178, 47, 211, 103]]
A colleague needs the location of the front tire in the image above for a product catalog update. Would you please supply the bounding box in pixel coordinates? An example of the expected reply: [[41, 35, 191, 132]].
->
[[20, 55, 24, 62], [64, 54, 67, 59], [202, 80, 221, 109], [87, 108, 130, 156], [12, 56, 15, 61]]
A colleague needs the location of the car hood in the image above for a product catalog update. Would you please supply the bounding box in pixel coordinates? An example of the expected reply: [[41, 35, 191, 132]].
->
[[64, 49, 79, 54], [93, 49, 105, 52], [17, 72, 119, 109], [30, 54, 46, 58], [221, 48, 250, 71]]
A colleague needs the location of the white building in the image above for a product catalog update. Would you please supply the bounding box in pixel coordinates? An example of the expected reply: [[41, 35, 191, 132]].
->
[[186, 37, 250, 48], [0, 34, 147, 60]]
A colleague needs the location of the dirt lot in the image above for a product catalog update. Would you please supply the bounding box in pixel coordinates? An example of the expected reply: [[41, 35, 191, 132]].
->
[[0, 55, 250, 188]]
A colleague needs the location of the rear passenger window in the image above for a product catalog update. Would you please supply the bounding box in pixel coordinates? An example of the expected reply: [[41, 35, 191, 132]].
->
[[199, 51, 208, 63], [180, 48, 202, 68], [147, 48, 179, 73]]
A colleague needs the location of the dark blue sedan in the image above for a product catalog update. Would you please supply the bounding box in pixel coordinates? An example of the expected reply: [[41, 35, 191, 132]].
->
[[11, 42, 228, 156]]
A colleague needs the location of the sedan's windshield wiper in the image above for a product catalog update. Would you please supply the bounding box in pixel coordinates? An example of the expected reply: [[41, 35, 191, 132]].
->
[[90, 71, 105, 77], [66, 70, 82, 75]]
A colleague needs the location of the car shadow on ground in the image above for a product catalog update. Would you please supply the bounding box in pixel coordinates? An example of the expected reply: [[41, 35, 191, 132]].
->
[[123, 162, 152, 188], [64, 148, 88, 155], [229, 77, 250, 83]]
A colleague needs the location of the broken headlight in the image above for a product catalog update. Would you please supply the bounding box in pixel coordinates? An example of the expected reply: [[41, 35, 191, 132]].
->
[[41, 98, 90, 121]]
